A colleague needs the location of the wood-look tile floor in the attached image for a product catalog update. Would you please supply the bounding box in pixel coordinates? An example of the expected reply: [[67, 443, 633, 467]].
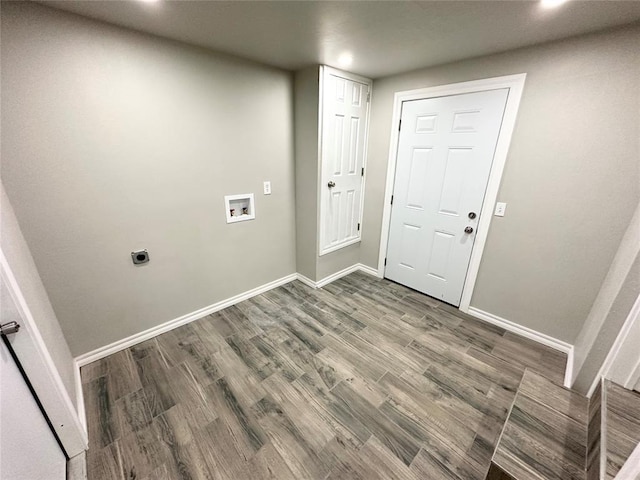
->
[[81, 272, 567, 480]]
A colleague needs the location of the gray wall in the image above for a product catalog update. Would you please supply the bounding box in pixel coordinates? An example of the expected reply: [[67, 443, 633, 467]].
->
[[572, 200, 640, 392], [1, 2, 296, 356], [575, 254, 640, 393], [0, 184, 77, 407], [294, 67, 319, 281], [362, 25, 640, 343], [317, 243, 361, 280]]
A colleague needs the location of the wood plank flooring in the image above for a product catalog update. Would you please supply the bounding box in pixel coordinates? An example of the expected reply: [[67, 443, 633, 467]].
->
[[81, 272, 567, 480]]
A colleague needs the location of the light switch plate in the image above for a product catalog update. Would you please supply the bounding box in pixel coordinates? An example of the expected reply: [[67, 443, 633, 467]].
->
[[263, 181, 271, 195], [494, 202, 507, 217]]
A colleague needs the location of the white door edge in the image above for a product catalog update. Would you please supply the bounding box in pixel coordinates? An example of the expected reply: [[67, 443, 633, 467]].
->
[[377, 73, 527, 311], [0, 249, 88, 456], [614, 439, 640, 480], [317, 65, 373, 256], [589, 292, 640, 395]]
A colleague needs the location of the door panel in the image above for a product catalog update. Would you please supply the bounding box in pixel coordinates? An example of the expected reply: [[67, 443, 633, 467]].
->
[[427, 230, 455, 281], [320, 69, 370, 255], [406, 148, 432, 209], [398, 224, 421, 269], [438, 148, 471, 215], [385, 89, 509, 305]]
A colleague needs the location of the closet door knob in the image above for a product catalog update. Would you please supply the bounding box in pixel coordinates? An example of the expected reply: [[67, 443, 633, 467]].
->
[[464, 226, 474, 234], [327, 181, 336, 188]]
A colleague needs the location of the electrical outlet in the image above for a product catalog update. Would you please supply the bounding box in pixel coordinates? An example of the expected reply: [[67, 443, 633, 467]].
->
[[494, 202, 507, 217], [263, 181, 271, 195], [131, 249, 149, 265]]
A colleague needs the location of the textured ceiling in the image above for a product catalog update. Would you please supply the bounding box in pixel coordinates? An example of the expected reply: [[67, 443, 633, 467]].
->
[[39, 0, 640, 78]]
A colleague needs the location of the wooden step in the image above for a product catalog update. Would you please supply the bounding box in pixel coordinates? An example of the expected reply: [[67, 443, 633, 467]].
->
[[490, 372, 640, 480], [602, 380, 640, 479], [586, 379, 602, 480], [491, 369, 588, 479]]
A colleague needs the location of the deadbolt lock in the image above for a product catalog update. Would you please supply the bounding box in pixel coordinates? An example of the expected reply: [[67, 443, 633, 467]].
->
[[468, 212, 477, 219]]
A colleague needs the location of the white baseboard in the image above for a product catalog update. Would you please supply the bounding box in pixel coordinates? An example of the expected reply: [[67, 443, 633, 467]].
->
[[358, 263, 383, 278], [466, 306, 574, 387], [564, 346, 575, 388], [73, 359, 86, 435], [67, 449, 87, 480], [315, 264, 364, 288], [297, 263, 380, 289], [75, 273, 298, 367], [296, 273, 317, 289]]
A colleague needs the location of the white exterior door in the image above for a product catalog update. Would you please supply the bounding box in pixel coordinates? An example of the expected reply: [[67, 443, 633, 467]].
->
[[1, 281, 66, 480], [319, 67, 371, 255], [385, 89, 509, 306]]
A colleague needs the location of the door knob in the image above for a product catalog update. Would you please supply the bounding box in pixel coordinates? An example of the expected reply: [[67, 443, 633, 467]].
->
[[327, 181, 336, 188], [468, 212, 477, 219], [464, 226, 474, 234]]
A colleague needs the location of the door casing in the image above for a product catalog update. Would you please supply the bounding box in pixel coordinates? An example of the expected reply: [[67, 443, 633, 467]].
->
[[377, 74, 527, 313]]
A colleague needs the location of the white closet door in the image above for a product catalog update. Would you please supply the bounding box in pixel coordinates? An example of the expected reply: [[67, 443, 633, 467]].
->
[[319, 67, 371, 255]]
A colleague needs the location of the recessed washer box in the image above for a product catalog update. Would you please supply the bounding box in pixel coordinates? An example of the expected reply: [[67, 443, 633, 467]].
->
[[224, 193, 255, 224]]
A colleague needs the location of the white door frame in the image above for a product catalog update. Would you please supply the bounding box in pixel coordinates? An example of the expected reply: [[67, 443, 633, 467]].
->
[[377, 73, 527, 312], [0, 249, 88, 458]]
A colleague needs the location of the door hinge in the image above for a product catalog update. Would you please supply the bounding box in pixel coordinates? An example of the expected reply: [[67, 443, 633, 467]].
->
[[391, 195, 394, 205], [357, 223, 360, 231], [361, 167, 365, 176], [384, 258, 387, 266], [367, 92, 370, 103], [398, 119, 402, 131], [0, 321, 20, 335]]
